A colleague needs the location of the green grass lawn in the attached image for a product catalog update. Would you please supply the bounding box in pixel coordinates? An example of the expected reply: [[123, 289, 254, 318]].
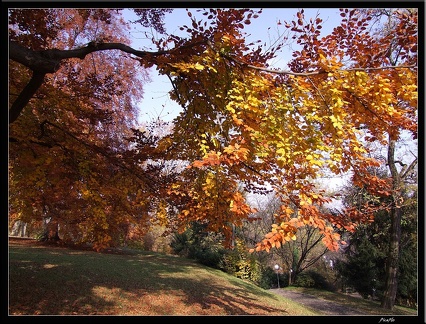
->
[[9, 240, 315, 315], [8, 239, 418, 316]]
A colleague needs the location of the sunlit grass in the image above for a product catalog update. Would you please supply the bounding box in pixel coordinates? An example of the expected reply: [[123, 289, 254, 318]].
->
[[9, 240, 417, 316], [9, 242, 313, 315]]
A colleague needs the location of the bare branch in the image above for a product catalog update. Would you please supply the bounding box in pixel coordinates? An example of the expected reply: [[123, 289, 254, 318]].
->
[[401, 158, 418, 180], [228, 55, 417, 76]]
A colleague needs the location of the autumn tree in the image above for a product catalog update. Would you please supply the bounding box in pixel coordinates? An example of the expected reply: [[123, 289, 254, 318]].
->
[[8, 9, 172, 250], [355, 8, 418, 310], [154, 8, 417, 264], [9, 7, 418, 305]]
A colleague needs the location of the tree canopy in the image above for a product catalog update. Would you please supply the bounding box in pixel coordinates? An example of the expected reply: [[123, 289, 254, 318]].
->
[[8, 8, 418, 253]]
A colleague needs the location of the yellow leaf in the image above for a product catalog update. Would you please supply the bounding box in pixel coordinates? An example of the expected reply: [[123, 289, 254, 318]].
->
[[277, 148, 286, 156], [194, 62, 205, 70]]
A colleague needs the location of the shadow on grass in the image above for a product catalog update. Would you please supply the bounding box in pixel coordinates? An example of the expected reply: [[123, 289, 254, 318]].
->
[[9, 244, 288, 315]]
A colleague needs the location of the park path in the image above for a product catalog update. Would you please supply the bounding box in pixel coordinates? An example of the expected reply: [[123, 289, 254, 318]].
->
[[269, 288, 366, 315]]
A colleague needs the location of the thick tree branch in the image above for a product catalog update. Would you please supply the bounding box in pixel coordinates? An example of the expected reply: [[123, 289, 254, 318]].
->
[[9, 41, 60, 73], [9, 71, 46, 124], [9, 39, 208, 73], [9, 40, 207, 123], [9, 40, 190, 73]]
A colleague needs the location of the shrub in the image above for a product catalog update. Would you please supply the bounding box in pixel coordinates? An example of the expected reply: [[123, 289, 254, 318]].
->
[[294, 272, 316, 288], [195, 248, 225, 268], [294, 271, 331, 289]]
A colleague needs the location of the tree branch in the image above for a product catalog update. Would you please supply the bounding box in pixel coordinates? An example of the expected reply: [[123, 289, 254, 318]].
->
[[209, 38, 417, 76], [9, 40, 207, 123], [9, 71, 46, 124], [9, 38, 416, 124], [9, 40, 207, 73], [232, 58, 417, 76], [400, 157, 418, 180]]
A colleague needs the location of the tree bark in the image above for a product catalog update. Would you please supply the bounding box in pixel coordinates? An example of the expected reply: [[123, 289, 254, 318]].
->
[[381, 138, 402, 310], [40, 217, 60, 242]]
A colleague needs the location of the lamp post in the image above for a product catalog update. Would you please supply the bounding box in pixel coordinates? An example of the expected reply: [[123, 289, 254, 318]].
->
[[274, 264, 280, 289]]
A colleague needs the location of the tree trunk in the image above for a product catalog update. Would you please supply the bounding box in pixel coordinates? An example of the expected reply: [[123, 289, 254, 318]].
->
[[381, 205, 402, 309], [41, 218, 60, 242], [381, 139, 402, 310]]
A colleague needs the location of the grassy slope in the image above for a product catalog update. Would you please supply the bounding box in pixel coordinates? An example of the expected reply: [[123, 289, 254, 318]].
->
[[8, 240, 418, 316], [9, 241, 314, 315]]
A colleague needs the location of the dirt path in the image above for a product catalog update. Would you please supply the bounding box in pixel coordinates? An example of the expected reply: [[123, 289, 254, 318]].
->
[[269, 288, 366, 315]]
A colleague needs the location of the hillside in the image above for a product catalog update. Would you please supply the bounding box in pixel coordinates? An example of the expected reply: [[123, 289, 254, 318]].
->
[[9, 238, 314, 315], [8, 238, 418, 317]]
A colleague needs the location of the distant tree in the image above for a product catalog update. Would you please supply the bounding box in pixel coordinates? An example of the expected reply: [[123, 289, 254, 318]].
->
[[336, 166, 417, 307], [244, 194, 331, 285]]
